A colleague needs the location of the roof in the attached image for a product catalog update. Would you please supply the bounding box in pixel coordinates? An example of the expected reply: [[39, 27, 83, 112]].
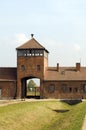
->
[[44, 67, 86, 81], [0, 67, 17, 81], [16, 38, 49, 53]]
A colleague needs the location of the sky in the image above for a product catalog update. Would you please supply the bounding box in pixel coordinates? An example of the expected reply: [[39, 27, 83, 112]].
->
[[0, 0, 86, 67]]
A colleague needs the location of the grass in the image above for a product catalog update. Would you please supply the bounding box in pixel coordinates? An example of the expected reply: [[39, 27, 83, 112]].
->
[[0, 100, 86, 130], [27, 91, 40, 96]]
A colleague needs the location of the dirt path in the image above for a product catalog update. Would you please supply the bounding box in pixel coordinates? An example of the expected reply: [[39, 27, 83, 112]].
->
[[0, 99, 22, 106], [0, 99, 58, 106], [82, 115, 86, 130]]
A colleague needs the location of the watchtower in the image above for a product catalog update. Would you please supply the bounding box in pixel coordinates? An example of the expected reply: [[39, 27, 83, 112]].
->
[[16, 35, 49, 98]]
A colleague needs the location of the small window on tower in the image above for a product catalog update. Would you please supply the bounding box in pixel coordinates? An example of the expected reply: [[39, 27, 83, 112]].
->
[[37, 65, 40, 71], [21, 65, 25, 71]]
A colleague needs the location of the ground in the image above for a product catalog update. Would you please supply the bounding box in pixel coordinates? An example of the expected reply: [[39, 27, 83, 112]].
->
[[0, 99, 86, 130]]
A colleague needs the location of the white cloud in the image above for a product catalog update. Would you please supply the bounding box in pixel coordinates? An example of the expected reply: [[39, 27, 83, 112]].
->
[[0, 33, 28, 47], [73, 44, 81, 52], [0, 33, 28, 67], [15, 33, 28, 44]]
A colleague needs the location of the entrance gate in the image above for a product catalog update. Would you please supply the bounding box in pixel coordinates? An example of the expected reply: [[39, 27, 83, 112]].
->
[[21, 77, 40, 99]]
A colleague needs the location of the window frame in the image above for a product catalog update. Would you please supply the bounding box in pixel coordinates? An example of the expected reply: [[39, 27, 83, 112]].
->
[[61, 84, 67, 93], [37, 65, 41, 71], [21, 65, 25, 71], [74, 87, 78, 92], [83, 84, 86, 93], [69, 87, 72, 93], [49, 84, 55, 93]]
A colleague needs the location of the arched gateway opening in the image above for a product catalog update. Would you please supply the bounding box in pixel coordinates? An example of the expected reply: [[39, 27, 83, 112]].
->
[[21, 76, 40, 99]]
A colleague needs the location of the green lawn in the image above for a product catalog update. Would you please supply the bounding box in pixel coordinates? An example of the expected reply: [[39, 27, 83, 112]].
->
[[0, 100, 86, 130]]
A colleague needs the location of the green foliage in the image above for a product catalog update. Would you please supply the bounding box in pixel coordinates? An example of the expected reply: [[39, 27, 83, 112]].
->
[[27, 79, 37, 91]]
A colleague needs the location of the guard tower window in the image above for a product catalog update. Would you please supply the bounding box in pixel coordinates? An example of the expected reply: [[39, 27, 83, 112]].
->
[[17, 50, 23, 56], [37, 65, 40, 71], [17, 50, 26, 56], [21, 65, 25, 71], [27, 50, 31, 56], [39, 50, 43, 56], [35, 50, 40, 56], [31, 50, 35, 56], [18, 49, 44, 57]]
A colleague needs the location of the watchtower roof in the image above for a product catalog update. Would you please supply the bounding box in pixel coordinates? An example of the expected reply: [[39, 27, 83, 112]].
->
[[16, 38, 49, 53]]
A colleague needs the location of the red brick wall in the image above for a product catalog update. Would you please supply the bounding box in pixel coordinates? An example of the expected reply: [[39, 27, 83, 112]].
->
[[17, 56, 48, 98], [0, 81, 17, 99], [44, 57, 48, 74], [17, 56, 45, 79], [43, 81, 86, 99]]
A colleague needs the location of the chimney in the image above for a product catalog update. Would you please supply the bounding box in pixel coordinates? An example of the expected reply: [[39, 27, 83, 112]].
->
[[76, 63, 80, 71], [57, 63, 59, 72]]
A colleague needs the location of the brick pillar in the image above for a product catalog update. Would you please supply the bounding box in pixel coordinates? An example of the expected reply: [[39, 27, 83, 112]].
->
[[40, 79, 44, 99], [17, 79, 22, 99]]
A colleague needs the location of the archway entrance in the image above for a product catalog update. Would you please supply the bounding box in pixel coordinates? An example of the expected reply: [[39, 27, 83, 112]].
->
[[27, 78, 40, 98], [21, 77, 40, 99]]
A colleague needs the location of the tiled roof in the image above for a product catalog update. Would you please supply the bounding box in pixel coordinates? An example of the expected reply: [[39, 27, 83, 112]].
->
[[44, 67, 86, 81], [0, 68, 17, 81], [16, 38, 49, 53]]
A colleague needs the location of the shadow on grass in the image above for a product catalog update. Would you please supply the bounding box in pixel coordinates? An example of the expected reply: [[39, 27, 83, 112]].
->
[[53, 109, 69, 113], [60, 99, 82, 105], [47, 107, 69, 113]]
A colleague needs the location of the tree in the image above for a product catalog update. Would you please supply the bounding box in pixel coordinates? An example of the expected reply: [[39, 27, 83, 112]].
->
[[27, 80, 37, 92]]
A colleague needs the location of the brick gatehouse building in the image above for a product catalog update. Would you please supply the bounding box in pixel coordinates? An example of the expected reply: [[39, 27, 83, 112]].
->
[[0, 36, 86, 99]]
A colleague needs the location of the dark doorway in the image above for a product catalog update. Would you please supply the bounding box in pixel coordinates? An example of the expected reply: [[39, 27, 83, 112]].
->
[[21, 77, 40, 99]]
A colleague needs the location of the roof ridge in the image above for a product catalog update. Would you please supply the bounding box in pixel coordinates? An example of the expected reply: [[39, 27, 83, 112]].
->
[[32, 38, 45, 48], [16, 38, 49, 53]]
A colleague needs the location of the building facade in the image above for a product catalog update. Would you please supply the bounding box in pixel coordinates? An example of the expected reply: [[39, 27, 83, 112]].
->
[[0, 37, 86, 99], [0, 68, 17, 99]]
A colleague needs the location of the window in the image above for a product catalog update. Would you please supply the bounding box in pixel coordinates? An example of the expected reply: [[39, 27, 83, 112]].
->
[[62, 84, 67, 92], [83, 84, 86, 93], [21, 65, 25, 71], [37, 65, 40, 71], [17, 50, 24, 56], [35, 50, 40, 56], [39, 50, 43, 56], [23, 50, 27, 56], [27, 50, 30, 56], [31, 50, 35, 56], [17, 50, 26, 56], [49, 85, 55, 93], [69, 87, 72, 92], [74, 87, 78, 92]]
